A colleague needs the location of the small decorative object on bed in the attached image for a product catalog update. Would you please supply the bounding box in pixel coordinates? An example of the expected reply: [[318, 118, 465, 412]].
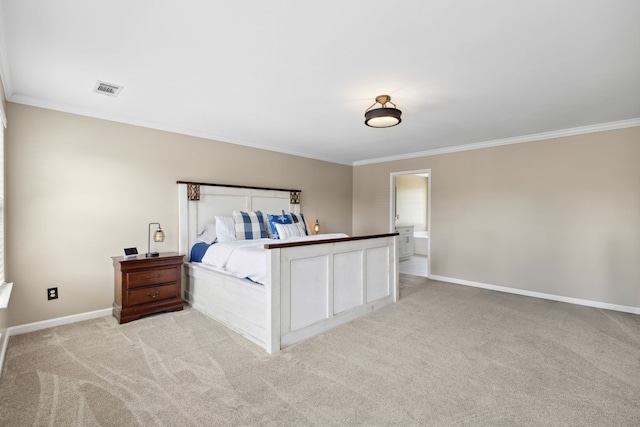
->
[[177, 181, 399, 354]]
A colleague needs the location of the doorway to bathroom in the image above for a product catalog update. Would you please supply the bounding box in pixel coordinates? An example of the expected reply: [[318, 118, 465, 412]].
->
[[390, 169, 431, 277]]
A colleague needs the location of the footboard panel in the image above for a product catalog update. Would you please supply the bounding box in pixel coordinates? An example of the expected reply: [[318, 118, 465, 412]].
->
[[267, 234, 398, 351]]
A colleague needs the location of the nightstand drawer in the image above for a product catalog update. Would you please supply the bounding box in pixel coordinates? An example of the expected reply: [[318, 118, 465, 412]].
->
[[112, 252, 184, 324], [127, 283, 179, 306], [127, 268, 177, 288]]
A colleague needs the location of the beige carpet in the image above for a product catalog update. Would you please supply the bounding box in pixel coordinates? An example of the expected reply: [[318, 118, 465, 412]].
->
[[1, 275, 639, 426]]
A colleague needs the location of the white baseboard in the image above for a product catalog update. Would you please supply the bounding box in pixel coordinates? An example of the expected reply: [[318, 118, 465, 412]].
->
[[428, 275, 640, 315], [7, 308, 113, 337], [1, 308, 112, 378]]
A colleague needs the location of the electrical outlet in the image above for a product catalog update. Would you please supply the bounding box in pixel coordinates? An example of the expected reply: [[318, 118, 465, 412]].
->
[[47, 287, 58, 300]]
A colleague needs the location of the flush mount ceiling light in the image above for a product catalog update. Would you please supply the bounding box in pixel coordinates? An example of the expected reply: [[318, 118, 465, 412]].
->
[[364, 95, 402, 128]]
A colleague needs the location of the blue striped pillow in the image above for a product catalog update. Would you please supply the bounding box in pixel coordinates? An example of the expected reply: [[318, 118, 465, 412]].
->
[[233, 210, 267, 240]]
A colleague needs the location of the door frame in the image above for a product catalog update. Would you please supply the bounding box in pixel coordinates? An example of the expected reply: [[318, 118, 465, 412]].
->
[[390, 169, 432, 276]]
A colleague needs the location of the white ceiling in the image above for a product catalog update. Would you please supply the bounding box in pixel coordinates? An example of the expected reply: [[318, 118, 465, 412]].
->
[[1, 0, 639, 165]]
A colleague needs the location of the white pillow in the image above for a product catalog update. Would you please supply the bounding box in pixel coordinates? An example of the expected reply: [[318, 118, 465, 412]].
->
[[215, 216, 237, 243], [274, 222, 306, 239], [197, 222, 217, 244]]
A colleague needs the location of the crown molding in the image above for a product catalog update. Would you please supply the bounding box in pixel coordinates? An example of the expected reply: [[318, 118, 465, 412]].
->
[[353, 118, 640, 166], [6, 93, 354, 166], [6, 91, 639, 168]]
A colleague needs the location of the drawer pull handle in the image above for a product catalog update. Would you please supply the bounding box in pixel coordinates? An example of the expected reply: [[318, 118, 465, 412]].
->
[[147, 291, 161, 298], [146, 275, 151, 279], [145, 274, 161, 280]]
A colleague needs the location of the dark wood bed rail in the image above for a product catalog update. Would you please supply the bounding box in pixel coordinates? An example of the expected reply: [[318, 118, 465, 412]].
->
[[263, 233, 399, 249], [177, 181, 301, 193]]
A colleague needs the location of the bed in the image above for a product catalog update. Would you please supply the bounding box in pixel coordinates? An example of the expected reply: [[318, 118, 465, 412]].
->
[[177, 181, 399, 353]]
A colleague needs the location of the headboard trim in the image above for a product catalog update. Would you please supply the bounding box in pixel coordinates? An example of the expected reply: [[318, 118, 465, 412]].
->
[[187, 184, 200, 201], [177, 181, 301, 194], [290, 191, 300, 205], [177, 181, 301, 257]]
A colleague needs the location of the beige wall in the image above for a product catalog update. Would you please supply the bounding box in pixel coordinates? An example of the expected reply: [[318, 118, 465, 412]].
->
[[5, 103, 352, 326], [354, 127, 640, 308], [4, 100, 638, 326]]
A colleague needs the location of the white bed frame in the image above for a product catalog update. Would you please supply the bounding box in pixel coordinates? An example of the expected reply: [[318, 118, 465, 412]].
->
[[177, 182, 399, 353]]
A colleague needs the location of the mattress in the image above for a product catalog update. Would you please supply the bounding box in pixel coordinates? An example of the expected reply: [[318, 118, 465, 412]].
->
[[193, 233, 348, 285]]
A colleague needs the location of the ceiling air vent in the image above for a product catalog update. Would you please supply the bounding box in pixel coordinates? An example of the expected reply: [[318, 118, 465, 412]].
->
[[93, 81, 123, 97]]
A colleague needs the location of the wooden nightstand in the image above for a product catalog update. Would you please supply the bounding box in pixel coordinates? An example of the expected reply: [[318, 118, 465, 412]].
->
[[112, 252, 184, 324]]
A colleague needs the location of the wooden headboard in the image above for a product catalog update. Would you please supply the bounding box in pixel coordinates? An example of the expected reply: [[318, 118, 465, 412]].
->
[[177, 181, 301, 257]]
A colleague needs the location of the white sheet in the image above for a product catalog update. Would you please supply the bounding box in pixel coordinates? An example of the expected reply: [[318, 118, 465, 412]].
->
[[199, 233, 348, 285]]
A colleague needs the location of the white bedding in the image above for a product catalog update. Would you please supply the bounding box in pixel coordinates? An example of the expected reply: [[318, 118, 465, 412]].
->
[[199, 233, 349, 285]]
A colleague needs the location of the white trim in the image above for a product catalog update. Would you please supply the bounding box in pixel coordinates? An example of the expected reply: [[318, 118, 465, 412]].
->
[[429, 275, 640, 315], [6, 91, 639, 167], [0, 282, 8, 374], [0, 0, 10, 128], [0, 282, 11, 375], [0, 330, 8, 377], [390, 169, 432, 275], [355, 119, 640, 166], [0, 100, 6, 128], [0, 282, 12, 308], [7, 308, 112, 336], [389, 169, 431, 231], [7, 94, 353, 166]]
